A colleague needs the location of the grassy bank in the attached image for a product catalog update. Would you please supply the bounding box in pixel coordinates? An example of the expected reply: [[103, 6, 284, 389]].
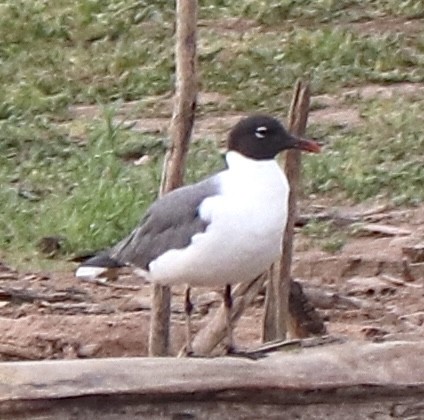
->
[[1, 0, 423, 266]]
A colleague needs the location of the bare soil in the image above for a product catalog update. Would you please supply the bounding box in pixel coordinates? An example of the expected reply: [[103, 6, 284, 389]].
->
[[68, 82, 424, 140], [3, 82, 424, 361], [1, 203, 423, 361]]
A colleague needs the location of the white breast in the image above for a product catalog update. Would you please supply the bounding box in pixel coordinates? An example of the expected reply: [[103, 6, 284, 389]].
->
[[148, 151, 289, 287]]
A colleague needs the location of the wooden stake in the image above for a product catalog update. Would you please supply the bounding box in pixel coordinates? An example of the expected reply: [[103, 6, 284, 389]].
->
[[149, 0, 198, 357], [263, 80, 311, 341]]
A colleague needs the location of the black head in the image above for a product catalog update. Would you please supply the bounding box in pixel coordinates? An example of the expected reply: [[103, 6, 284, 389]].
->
[[227, 114, 320, 160]]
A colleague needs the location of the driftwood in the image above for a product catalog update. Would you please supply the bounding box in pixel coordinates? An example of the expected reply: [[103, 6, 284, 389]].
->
[[149, 0, 198, 356], [1, 341, 424, 419]]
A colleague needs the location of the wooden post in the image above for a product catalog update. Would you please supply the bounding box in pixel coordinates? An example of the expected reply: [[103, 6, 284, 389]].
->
[[149, 0, 198, 356], [263, 81, 311, 341]]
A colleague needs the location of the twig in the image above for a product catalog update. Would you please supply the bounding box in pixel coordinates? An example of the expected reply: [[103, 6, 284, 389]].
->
[[243, 335, 346, 358], [380, 274, 422, 289], [356, 223, 412, 237], [39, 301, 115, 315], [296, 204, 391, 227], [296, 211, 360, 227], [81, 279, 142, 291], [0, 287, 88, 303]]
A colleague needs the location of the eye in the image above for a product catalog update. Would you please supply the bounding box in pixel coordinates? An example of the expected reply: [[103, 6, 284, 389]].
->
[[255, 126, 268, 139]]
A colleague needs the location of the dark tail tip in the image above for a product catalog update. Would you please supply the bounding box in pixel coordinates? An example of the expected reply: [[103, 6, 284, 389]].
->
[[75, 253, 124, 280], [81, 253, 124, 268]]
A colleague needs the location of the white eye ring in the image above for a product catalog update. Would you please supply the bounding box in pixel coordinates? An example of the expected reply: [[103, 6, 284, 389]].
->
[[255, 126, 268, 139]]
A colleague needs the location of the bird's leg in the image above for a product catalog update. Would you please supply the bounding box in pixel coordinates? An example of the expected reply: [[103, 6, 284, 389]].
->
[[182, 285, 194, 356], [223, 284, 234, 353]]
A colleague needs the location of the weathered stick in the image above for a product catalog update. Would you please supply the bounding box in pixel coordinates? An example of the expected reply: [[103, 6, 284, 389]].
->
[[149, 0, 198, 357], [0, 287, 87, 303], [192, 273, 268, 356], [262, 263, 278, 341], [263, 81, 311, 341]]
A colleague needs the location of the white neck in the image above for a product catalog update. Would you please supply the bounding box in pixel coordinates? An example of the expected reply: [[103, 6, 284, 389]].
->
[[225, 150, 276, 170], [223, 150, 288, 198]]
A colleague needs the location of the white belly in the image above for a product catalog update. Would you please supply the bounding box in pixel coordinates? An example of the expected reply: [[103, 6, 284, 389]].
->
[[148, 154, 289, 287]]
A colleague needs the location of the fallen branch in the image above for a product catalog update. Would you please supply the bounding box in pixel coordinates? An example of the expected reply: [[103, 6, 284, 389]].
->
[[380, 274, 422, 289], [192, 273, 268, 356], [0, 343, 41, 361], [79, 278, 142, 291], [39, 301, 115, 315], [0, 287, 88, 304], [296, 211, 361, 228], [296, 204, 392, 228], [243, 335, 346, 358], [301, 286, 372, 310], [0, 273, 18, 281], [357, 223, 412, 237]]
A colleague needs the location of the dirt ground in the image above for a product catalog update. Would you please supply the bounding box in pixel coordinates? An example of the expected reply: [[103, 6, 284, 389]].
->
[[1, 201, 423, 361], [2, 82, 424, 361]]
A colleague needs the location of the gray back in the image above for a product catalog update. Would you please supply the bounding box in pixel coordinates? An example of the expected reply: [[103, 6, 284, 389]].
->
[[110, 176, 220, 270]]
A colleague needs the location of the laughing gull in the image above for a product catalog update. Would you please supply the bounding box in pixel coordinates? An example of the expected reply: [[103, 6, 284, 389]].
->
[[75, 114, 321, 354]]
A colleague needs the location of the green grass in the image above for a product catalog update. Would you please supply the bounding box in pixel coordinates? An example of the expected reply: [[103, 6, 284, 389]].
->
[[0, 0, 175, 117], [303, 96, 424, 204], [1, 0, 423, 116], [199, 27, 424, 111], [0, 110, 223, 266], [201, 0, 424, 23], [1, 0, 424, 267], [301, 220, 347, 253]]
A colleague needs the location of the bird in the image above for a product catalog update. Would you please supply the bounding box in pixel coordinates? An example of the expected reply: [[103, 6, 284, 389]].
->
[[75, 114, 321, 355]]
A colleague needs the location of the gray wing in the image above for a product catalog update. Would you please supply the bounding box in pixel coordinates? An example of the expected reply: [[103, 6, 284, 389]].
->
[[109, 176, 220, 270]]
